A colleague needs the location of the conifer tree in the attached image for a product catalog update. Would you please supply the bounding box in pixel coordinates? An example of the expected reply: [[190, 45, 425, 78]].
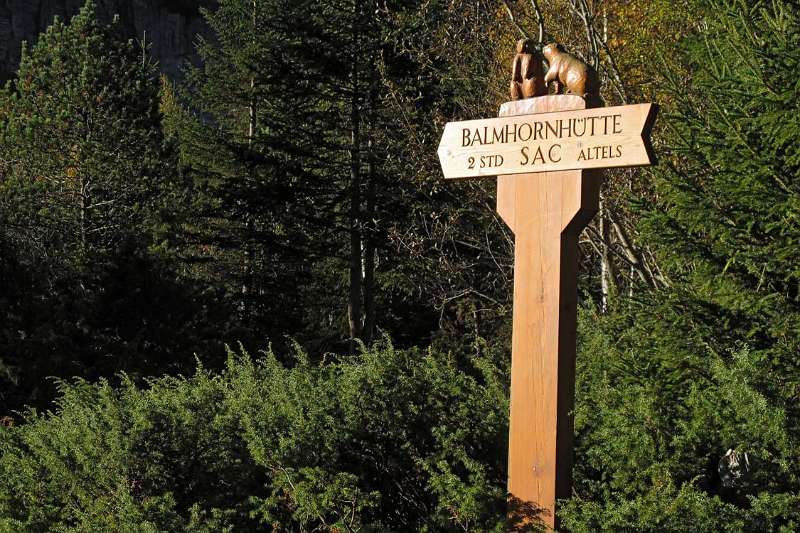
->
[[174, 0, 516, 354], [0, 1, 196, 412], [563, 1, 800, 529], [0, 3, 170, 255], [177, 0, 424, 351]]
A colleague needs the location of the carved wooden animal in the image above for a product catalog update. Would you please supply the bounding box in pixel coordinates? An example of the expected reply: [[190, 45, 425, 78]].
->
[[542, 43, 600, 99], [510, 39, 546, 100]]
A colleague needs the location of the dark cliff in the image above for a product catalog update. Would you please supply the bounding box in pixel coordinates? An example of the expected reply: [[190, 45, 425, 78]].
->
[[0, 0, 212, 80]]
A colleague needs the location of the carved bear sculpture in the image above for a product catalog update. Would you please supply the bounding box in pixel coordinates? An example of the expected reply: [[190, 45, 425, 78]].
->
[[542, 43, 600, 100], [510, 38, 547, 100]]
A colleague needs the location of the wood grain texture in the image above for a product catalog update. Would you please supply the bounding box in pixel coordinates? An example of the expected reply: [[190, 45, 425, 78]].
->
[[542, 43, 600, 99], [510, 38, 547, 100], [438, 101, 654, 179], [498, 95, 601, 530]]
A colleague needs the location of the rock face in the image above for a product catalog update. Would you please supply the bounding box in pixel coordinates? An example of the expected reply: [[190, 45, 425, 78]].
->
[[0, 0, 211, 81]]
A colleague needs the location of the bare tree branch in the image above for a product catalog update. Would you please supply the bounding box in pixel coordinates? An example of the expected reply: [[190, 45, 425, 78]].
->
[[530, 0, 547, 43], [567, 0, 629, 102], [501, 0, 529, 39]]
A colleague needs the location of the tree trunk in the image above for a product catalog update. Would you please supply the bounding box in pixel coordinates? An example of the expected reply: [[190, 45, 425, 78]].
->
[[363, 65, 378, 346], [79, 174, 88, 252], [599, 195, 614, 312], [347, 0, 363, 350], [241, 0, 258, 323]]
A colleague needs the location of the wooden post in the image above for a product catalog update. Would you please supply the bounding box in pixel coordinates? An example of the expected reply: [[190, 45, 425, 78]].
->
[[436, 84, 655, 528], [497, 95, 601, 529]]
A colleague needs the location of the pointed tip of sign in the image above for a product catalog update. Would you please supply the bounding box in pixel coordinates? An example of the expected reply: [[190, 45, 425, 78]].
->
[[642, 103, 659, 166]]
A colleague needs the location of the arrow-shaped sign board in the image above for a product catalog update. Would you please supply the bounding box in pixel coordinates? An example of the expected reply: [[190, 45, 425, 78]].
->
[[438, 103, 656, 179]]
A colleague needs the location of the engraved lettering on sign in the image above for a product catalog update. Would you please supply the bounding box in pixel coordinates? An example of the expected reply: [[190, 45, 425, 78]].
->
[[439, 104, 655, 179], [460, 113, 623, 147]]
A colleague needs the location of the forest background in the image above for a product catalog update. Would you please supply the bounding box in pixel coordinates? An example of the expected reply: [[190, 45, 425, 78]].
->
[[0, 0, 798, 530]]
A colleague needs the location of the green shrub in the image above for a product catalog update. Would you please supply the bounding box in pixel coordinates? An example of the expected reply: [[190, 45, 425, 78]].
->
[[560, 0, 800, 530], [0, 341, 508, 531]]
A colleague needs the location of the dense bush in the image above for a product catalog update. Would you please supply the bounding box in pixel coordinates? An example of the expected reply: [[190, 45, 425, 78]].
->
[[0, 342, 509, 531], [562, 309, 800, 532], [3, 0, 800, 531], [560, 1, 800, 530]]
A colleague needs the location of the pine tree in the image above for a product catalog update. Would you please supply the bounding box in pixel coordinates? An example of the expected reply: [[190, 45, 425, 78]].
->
[[0, 1, 201, 413], [174, 0, 518, 356], [177, 0, 422, 352], [562, 1, 800, 529], [173, 0, 324, 350], [0, 3, 170, 255]]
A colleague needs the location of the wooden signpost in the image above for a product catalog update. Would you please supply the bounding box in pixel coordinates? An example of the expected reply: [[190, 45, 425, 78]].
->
[[438, 101, 655, 179], [437, 42, 656, 530]]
